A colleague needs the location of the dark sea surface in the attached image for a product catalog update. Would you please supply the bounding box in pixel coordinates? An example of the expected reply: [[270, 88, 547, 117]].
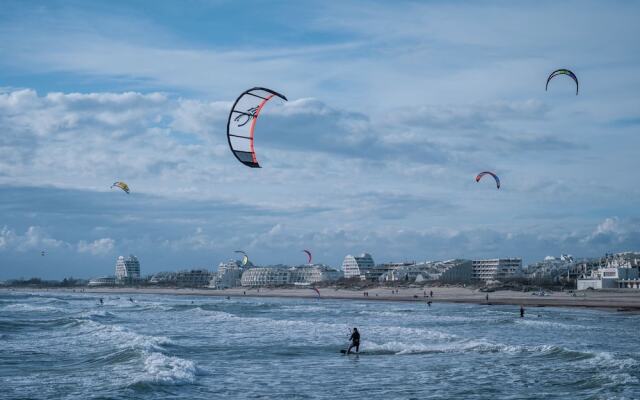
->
[[1, 290, 639, 399]]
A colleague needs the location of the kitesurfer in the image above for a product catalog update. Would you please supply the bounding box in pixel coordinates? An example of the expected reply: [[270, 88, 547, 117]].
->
[[347, 328, 360, 354], [99, 298, 104, 305]]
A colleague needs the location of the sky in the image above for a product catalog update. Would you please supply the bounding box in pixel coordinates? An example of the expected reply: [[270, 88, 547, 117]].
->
[[1, 0, 639, 279]]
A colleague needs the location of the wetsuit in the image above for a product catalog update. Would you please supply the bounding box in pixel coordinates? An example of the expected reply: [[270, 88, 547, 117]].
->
[[347, 330, 360, 354]]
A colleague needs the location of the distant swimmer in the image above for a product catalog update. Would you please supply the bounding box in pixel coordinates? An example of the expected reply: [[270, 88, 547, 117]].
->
[[347, 328, 360, 354], [99, 298, 104, 306], [520, 305, 525, 318]]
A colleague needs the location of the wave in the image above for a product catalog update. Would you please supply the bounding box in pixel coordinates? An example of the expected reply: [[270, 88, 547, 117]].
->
[[78, 320, 172, 352], [130, 352, 197, 386]]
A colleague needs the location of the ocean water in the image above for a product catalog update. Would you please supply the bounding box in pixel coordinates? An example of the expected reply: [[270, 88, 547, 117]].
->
[[1, 291, 639, 399]]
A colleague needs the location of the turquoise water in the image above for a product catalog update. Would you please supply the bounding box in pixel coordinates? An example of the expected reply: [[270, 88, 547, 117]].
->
[[1, 291, 639, 399]]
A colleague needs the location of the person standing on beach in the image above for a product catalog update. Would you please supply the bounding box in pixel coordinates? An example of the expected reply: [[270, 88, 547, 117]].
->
[[520, 305, 525, 318], [430, 290, 433, 298], [485, 294, 489, 303], [347, 328, 360, 354]]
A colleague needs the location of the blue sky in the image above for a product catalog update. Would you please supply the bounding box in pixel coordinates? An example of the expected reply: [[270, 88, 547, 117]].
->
[[1, 0, 639, 279]]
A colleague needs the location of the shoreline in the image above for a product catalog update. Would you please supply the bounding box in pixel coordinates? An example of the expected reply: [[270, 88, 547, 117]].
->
[[5, 286, 640, 311]]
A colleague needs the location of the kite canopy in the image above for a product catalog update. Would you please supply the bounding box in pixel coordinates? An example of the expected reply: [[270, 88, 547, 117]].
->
[[302, 249, 312, 264], [111, 181, 130, 194], [234, 250, 249, 266], [546, 69, 579, 95], [227, 87, 288, 168], [476, 171, 500, 189]]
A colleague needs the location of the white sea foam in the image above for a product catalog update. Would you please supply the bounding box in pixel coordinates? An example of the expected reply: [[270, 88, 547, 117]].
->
[[137, 352, 197, 385], [80, 320, 172, 351]]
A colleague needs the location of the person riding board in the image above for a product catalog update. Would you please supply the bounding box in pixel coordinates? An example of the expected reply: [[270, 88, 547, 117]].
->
[[347, 328, 360, 354]]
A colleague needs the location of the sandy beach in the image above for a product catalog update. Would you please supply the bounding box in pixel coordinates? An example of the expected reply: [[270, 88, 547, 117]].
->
[[10, 286, 640, 310]]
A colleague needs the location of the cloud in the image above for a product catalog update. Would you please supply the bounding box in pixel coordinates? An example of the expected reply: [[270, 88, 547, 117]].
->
[[77, 238, 115, 255], [0, 225, 67, 252]]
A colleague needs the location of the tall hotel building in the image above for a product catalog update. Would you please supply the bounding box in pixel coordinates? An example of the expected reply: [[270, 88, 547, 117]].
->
[[342, 253, 375, 280], [115, 255, 141, 284]]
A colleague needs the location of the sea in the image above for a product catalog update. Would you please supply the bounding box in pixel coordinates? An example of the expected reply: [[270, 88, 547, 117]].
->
[[1, 290, 639, 399]]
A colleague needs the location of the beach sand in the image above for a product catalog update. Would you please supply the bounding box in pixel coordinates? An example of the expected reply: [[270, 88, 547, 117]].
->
[[11, 286, 640, 310]]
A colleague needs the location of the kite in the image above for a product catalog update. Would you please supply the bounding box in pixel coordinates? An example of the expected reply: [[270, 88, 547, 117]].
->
[[111, 181, 130, 194], [234, 250, 249, 266], [41, 250, 46, 256], [226, 87, 288, 168], [302, 249, 312, 264], [546, 69, 579, 95], [475, 171, 500, 189]]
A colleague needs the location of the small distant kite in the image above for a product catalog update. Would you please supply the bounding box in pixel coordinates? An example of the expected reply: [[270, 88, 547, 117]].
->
[[235, 250, 249, 266], [111, 181, 130, 194], [41, 250, 46, 256], [302, 249, 312, 264], [227, 87, 288, 168], [546, 69, 579, 95], [476, 171, 500, 189]]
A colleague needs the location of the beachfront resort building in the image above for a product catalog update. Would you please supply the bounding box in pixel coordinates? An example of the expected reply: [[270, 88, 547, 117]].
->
[[342, 253, 375, 280], [289, 265, 343, 284], [175, 269, 212, 288], [472, 258, 522, 282], [115, 255, 141, 284], [379, 260, 473, 283], [241, 267, 291, 287], [240, 265, 343, 287], [576, 252, 640, 290], [209, 260, 245, 289]]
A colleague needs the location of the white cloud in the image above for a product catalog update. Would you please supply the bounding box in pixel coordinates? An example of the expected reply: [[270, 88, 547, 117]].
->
[[0, 225, 66, 252], [77, 238, 115, 255]]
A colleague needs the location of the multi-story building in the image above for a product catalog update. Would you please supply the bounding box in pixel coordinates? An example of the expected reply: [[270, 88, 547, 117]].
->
[[175, 269, 212, 288], [209, 260, 244, 289], [115, 255, 141, 284], [380, 259, 473, 283], [149, 272, 177, 285], [241, 267, 291, 287], [288, 265, 343, 284], [342, 253, 375, 280], [472, 258, 522, 282]]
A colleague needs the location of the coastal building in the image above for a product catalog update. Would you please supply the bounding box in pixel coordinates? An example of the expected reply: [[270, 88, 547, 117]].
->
[[342, 253, 375, 280], [175, 269, 212, 288], [472, 258, 522, 282], [576, 252, 640, 290], [209, 260, 244, 289], [115, 255, 141, 284], [241, 267, 290, 287], [88, 276, 116, 287], [380, 259, 473, 283], [149, 272, 177, 285], [288, 265, 343, 285]]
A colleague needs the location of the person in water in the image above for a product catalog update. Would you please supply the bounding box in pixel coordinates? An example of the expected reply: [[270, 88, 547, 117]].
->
[[99, 298, 104, 305], [347, 328, 360, 354], [520, 305, 525, 318]]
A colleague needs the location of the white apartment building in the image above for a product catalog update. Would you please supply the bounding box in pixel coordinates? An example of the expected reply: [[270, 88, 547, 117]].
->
[[472, 258, 522, 282], [115, 255, 141, 284], [380, 260, 473, 283], [241, 267, 291, 287], [88, 276, 116, 287], [288, 265, 343, 284], [342, 253, 375, 280], [209, 260, 244, 289]]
